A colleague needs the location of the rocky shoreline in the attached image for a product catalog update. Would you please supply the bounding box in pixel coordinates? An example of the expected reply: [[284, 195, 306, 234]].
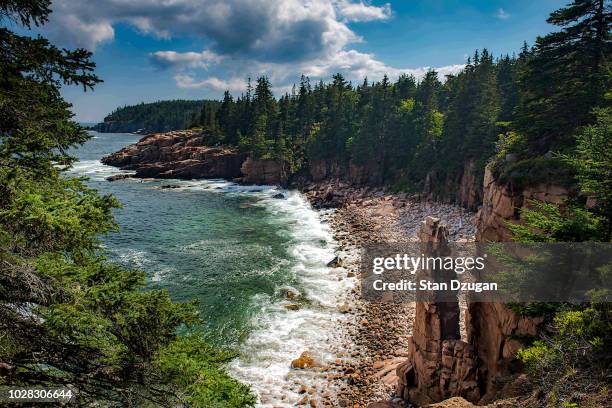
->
[[293, 181, 477, 408], [101, 129, 287, 185], [99, 130, 527, 407]]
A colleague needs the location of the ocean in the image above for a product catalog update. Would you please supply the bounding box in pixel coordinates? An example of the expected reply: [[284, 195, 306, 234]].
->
[[68, 131, 349, 406]]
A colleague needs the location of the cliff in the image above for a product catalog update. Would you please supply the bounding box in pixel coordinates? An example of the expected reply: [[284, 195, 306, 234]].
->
[[476, 166, 571, 241], [392, 217, 544, 407]]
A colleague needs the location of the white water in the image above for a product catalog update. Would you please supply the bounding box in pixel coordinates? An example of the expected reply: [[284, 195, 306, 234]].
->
[[70, 158, 352, 407], [183, 180, 352, 407]]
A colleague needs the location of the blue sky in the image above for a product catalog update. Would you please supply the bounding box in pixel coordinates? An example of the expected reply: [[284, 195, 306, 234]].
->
[[35, 0, 567, 122]]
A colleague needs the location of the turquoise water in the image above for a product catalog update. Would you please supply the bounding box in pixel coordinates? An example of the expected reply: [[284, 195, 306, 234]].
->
[[70, 132, 349, 406]]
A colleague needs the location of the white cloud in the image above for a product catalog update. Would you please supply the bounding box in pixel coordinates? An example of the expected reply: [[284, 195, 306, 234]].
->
[[44, 0, 465, 95], [150, 50, 224, 70], [174, 74, 246, 92], [46, 0, 365, 60], [496, 8, 510, 20], [169, 48, 464, 93], [335, 0, 392, 22], [45, 13, 114, 50]]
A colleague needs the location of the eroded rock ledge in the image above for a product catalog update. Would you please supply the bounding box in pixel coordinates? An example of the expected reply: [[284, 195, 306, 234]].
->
[[101, 130, 287, 184]]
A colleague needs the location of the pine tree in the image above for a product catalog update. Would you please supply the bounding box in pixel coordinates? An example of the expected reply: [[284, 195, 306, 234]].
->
[[0, 2, 255, 406], [516, 0, 611, 153]]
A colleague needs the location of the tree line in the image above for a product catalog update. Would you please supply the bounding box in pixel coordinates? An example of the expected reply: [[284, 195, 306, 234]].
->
[[0, 1, 254, 406], [95, 99, 220, 133], [192, 0, 609, 202]]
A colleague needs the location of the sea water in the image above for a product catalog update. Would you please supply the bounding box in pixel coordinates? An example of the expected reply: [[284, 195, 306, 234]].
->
[[69, 131, 350, 407]]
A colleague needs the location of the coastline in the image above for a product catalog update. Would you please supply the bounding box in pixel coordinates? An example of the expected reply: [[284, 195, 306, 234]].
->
[[94, 131, 479, 407], [299, 181, 476, 408]]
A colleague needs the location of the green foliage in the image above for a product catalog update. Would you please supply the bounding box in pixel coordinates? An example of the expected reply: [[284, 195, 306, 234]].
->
[[496, 156, 576, 190], [562, 107, 612, 241], [0, 1, 254, 406], [515, 0, 611, 155], [95, 99, 219, 133], [507, 46, 611, 404], [508, 200, 605, 242], [507, 301, 560, 317], [156, 334, 257, 408], [399, 98, 415, 112], [517, 302, 611, 406]]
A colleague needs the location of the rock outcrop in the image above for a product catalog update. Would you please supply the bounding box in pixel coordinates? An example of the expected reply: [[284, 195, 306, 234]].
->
[[239, 157, 287, 185], [476, 166, 571, 241], [393, 216, 543, 406], [465, 302, 543, 402], [102, 130, 290, 184], [102, 130, 248, 180], [396, 218, 480, 406], [457, 160, 482, 211]]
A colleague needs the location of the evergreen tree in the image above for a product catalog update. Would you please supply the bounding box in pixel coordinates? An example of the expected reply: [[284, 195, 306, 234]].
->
[[0, 2, 255, 406], [516, 0, 611, 153]]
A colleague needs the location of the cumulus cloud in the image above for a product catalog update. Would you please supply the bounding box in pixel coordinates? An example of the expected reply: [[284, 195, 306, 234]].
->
[[150, 50, 224, 70], [44, 0, 464, 94], [496, 8, 510, 20], [335, 0, 392, 22], [45, 13, 114, 50], [46, 0, 359, 60], [174, 74, 246, 92]]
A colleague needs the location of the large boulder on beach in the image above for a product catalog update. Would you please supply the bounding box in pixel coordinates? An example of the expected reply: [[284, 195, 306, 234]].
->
[[291, 351, 317, 369]]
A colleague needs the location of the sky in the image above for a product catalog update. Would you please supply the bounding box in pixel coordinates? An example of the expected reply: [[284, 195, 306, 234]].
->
[[29, 0, 568, 122]]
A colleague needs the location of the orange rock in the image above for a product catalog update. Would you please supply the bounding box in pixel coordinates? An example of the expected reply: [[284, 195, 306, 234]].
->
[[291, 351, 317, 369]]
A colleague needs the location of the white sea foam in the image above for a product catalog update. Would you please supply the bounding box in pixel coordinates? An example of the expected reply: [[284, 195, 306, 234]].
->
[[68, 159, 135, 181], [149, 180, 350, 406], [70, 158, 350, 406], [225, 188, 350, 407]]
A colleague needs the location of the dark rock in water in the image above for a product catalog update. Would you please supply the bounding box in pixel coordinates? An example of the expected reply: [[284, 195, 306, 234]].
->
[[327, 256, 343, 268], [285, 289, 299, 300], [160, 184, 181, 189], [273, 193, 285, 199], [106, 174, 132, 181]]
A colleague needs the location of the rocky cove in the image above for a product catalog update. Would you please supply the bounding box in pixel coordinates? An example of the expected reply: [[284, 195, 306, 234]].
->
[[101, 129, 564, 407]]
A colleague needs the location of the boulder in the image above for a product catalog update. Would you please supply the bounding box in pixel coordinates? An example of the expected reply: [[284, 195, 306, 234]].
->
[[327, 256, 343, 268], [106, 174, 132, 181], [291, 352, 317, 369]]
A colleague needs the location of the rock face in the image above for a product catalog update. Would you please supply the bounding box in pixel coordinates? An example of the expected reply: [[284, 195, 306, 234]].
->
[[476, 166, 571, 241], [102, 130, 248, 180], [465, 302, 543, 402], [102, 130, 290, 184], [421, 160, 483, 212], [457, 160, 482, 211], [239, 157, 287, 185]]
